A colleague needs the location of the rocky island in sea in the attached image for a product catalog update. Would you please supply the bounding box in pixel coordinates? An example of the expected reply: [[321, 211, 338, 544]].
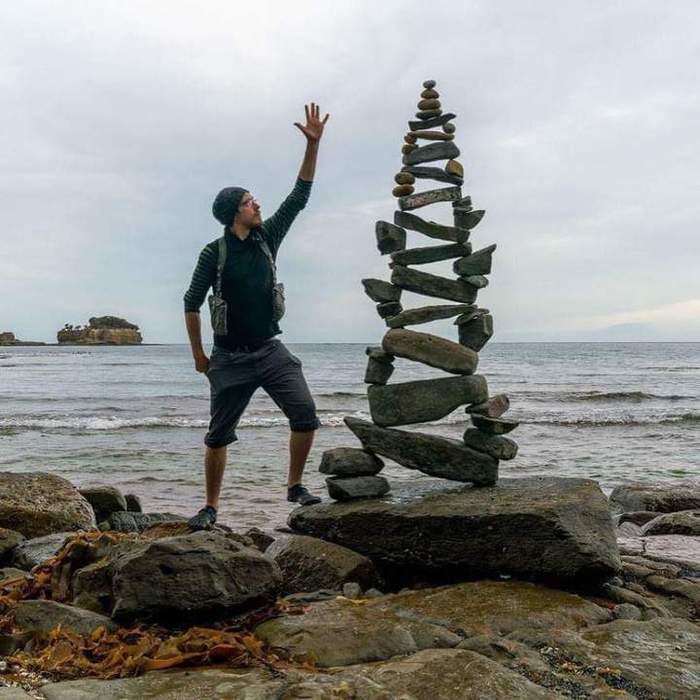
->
[[0, 83, 698, 699], [56, 316, 142, 345], [0, 332, 45, 347]]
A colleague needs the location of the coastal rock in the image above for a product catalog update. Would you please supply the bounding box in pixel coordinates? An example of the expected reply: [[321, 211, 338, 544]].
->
[[73, 531, 282, 623], [394, 210, 467, 242], [11, 532, 72, 570], [319, 447, 384, 477], [326, 475, 391, 501], [410, 129, 454, 141], [641, 510, 700, 536], [382, 328, 478, 375], [375, 220, 406, 254], [402, 141, 460, 166], [242, 526, 276, 552], [613, 602, 643, 620], [0, 528, 24, 563], [445, 159, 464, 177], [408, 112, 456, 131], [400, 164, 463, 185], [79, 486, 127, 522], [361, 278, 402, 303], [610, 482, 700, 513], [0, 567, 27, 581], [345, 417, 498, 484], [617, 511, 659, 526], [453, 244, 497, 276], [99, 511, 186, 533], [365, 356, 394, 384], [124, 494, 142, 512], [14, 599, 117, 636], [391, 265, 478, 303], [254, 597, 460, 667], [471, 415, 520, 435], [57, 316, 142, 345], [376, 301, 402, 319], [368, 374, 487, 426], [457, 312, 494, 351], [386, 303, 477, 328], [0, 472, 96, 537], [390, 242, 470, 265], [398, 185, 463, 211], [289, 476, 621, 587], [466, 394, 510, 418], [264, 534, 380, 594], [462, 429, 519, 460], [453, 208, 485, 230]]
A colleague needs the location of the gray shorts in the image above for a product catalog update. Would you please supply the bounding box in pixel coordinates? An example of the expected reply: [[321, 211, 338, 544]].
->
[[204, 339, 320, 448]]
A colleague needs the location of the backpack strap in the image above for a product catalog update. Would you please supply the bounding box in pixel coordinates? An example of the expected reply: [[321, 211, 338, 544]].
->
[[214, 236, 227, 297], [255, 235, 278, 284]]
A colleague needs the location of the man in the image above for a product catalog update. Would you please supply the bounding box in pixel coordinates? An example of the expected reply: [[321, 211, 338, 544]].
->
[[183, 102, 330, 530]]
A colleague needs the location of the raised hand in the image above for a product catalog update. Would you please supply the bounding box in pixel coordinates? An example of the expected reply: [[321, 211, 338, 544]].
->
[[294, 102, 330, 143]]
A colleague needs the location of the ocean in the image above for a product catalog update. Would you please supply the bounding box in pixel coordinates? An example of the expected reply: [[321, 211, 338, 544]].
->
[[1, 342, 699, 530]]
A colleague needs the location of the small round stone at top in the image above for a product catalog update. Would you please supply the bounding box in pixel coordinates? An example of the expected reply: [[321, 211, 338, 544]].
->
[[423, 79, 436, 89]]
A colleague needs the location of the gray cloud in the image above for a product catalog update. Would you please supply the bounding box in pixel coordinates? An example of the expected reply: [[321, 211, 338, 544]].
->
[[1, 0, 698, 343]]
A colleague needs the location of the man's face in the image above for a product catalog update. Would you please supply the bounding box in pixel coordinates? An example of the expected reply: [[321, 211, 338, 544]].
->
[[236, 192, 262, 227]]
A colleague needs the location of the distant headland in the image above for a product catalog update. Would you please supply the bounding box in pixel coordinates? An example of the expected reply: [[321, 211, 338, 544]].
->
[[0, 331, 45, 346], [57, 316, 143, 345]]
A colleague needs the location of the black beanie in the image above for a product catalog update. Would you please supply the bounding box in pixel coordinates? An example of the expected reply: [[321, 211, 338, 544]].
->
[[212, 186, 248, 227]]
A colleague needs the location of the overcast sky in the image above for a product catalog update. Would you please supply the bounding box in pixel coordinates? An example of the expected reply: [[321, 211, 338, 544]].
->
[[1, 1, 698, 343]]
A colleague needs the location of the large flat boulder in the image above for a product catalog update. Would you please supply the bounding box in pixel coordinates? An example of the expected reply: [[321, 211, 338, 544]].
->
[[345, 417, 498, 484], [641, 510, 700, 536], [610, 482, 700, 513], [0, 473, 95, 537], [72, 531, 282, 623], [289, 477, 621, 587], [14, 599, 117, 636]]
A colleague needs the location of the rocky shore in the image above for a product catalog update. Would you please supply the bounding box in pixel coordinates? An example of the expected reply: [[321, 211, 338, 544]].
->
[[0, 333, 44, 347], [0, 472, 698, 699]]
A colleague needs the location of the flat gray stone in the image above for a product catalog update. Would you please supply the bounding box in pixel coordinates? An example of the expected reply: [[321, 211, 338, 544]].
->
[[402, 141, 460, 166], [319, 448, 384, 477], [79, 486, 127, 522], [462, 428, 519, 460], [14, 599, 117, 636], [368, 374, 487, 427], [264, 534, 380, 594], [457, 312, 494, 350], [400, 164, 463, 186], [364, 356, 394, 384], [290, 476, 621, 587], [408, 112, 456, 131], [466, 394, 510, 418], [610, 483, 700, 513], [11, 531, 71, 570], [375, 220, 406, 254], [398, 185, 462, 211], [641, 510, 700, 536], [361, 278, 402, 303], [453, 244, 497, 276], [462, 274, 489, 289], [392, 264, 479, 303], [326, 475, 391, 501], [345, 417, 498, 484], [382, 328, 478, 374], [390, 242, 470, 266], [471, 415, 520, 435], [453, 208, 485, 230], [386, 303, 477, 328], [452, 195, 472, 209], [395, 210, 468, 242], [365, 345, 394, 362]]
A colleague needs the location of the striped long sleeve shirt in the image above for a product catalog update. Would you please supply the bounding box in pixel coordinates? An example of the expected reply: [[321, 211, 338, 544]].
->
[[183, 177, 312, 349]]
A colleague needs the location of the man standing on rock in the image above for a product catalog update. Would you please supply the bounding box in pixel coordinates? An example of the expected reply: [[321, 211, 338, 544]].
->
[[183, 103, 330, 530]]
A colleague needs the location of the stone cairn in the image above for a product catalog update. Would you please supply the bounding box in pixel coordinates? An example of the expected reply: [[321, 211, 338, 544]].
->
[[319, 80, 519, 502]]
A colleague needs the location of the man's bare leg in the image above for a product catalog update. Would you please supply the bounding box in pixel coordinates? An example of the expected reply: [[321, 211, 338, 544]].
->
[[287, 430, 315, 487], [205, 445, 227, 510]]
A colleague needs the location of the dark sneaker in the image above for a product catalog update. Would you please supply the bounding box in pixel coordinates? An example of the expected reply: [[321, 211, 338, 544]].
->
[[187, 505, 217, 531], [287, 484, 321, 506]]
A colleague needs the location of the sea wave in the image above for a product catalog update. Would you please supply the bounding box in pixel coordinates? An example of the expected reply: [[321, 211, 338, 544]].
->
[[530, 412, 700, 427], [558, 391, 692, 403]]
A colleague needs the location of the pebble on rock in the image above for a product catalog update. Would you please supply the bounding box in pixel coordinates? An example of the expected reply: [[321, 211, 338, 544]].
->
[[392, 184, 414, 197], [454, 208, 485, 230], [417, 98, 441, 111], [462, 428, 518, 460], [415, 109, 442, 120], [443, 122, 456, 134], [408, 112, 456, 131], [423, 79, 436, 88], [319, 448, 384, 477], [377, 301, 403, 319], [394, 172, 415, 185], [457, 313, 494, 351], [361, 278, 402, 303], [401, 143, 418, 155], [375, 220, 406, 255], [404, 133, 417, 144], [471, 414, 519, 435], [326, 475, 391, 501], [421, 88, 439, 99], [365, 356, 395, 385], [466, 394, 510, 418], [445, 160, 464, 178], [462, 275, 489, 290], [453, 244, 497, 277]]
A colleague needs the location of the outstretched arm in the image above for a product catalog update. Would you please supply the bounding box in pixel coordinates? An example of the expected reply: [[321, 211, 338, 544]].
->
[[294, 102, 330, 182]]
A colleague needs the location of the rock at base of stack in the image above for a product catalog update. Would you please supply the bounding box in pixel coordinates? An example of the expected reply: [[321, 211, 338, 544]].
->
[[320, 447, 388, 502]]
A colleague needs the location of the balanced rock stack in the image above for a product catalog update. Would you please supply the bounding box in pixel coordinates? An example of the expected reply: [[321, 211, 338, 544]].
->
[[319, 80, 519, 502]]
